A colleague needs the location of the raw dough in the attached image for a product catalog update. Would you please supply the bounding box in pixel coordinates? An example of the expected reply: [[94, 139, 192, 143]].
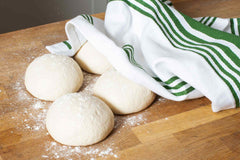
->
[[74, 41, 111, 74], [46, 93, 114, 146], [93, 69, 156, 114], [25, 54, 83, 101]]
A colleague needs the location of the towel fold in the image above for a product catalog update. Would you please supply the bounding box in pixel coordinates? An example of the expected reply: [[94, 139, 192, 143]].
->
[[46, 0, 240, 112]]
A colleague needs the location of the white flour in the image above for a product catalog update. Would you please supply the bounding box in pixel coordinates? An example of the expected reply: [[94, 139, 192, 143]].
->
[[42, 141, 118, 159], [80, 72, 99, 94]]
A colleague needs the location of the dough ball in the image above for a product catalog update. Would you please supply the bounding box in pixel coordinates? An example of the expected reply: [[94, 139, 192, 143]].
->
[[93, 69, 156, 114], [46, 93, 114, 146], [25, 54, 83, 101], [74, 41, 111, 74]]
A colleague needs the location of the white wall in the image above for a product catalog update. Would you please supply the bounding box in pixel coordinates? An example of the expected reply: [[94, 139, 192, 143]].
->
[[0, 0, 108, 34]]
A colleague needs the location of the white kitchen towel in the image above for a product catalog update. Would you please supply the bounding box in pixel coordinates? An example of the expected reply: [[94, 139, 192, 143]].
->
[[195, 16, 240, 36], [46, 0, 240, 112], [46, 14, 106, 56]]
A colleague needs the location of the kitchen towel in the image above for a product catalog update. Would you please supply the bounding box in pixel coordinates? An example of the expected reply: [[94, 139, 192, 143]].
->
[[46, 0, 240, 112]]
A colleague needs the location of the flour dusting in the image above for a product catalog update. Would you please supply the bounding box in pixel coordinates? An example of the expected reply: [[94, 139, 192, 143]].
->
[[80, 72, 99, 94], [11, 79, 49, 132], [158, 96, 166, 102], [124, 114, 147, 126], [13, 80, 34, 101], [22, 100, 48, 131], [42, 141, 118, 159], [113, 111, 150, 132]]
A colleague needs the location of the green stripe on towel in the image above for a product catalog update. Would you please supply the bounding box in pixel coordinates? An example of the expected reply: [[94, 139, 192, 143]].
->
[[62, 41, 72, 49]]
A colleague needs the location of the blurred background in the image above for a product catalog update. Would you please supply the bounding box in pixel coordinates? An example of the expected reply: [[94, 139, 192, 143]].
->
[[0, 0, 108, 34]]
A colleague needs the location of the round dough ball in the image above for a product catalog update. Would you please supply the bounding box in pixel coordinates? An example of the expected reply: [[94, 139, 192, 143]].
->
[[74, 41, 111, 74], [25, 54, 83, 101], [93, 69, 156, 114], [46, 93, 114, 146]]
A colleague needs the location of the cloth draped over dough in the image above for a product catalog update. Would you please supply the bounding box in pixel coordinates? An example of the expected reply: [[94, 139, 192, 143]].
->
[[46, 0, 240, 112]]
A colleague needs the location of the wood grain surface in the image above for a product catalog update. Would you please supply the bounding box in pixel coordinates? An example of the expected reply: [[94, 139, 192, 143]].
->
[[1, 0, 240, 160]]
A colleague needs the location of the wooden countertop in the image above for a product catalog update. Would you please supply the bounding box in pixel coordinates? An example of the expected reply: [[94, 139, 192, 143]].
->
[[1, 0, 240, 159]]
